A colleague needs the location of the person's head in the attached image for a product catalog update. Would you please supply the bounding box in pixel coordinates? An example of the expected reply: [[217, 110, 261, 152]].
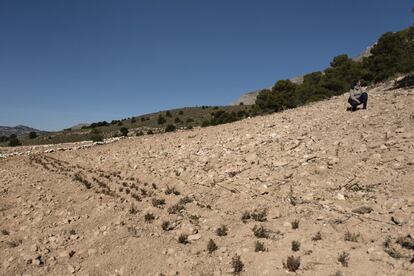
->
[[354, 80, 362, 88]]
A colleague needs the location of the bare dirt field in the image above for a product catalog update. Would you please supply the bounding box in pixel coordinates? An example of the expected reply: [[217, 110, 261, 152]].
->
[[1, 80, 413, 276]]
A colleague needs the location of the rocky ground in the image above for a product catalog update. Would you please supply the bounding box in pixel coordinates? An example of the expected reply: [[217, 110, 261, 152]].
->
[[1, 80, 413, 276]]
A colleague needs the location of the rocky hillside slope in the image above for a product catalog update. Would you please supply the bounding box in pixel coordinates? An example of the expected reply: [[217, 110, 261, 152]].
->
[[232, 46, 373, 106], [0, 80, 413, 276]]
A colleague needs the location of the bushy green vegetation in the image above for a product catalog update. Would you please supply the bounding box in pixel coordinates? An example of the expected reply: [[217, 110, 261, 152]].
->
[[28, 131, 37, 139], [90, 129, 103, 142], [83, 121, 110, 129], [158, 115, 166, 125], [8, 134, 21, 147], [165, 124, 177, 132], [120, 127, 129, 137], [255, 26, 414, 113]]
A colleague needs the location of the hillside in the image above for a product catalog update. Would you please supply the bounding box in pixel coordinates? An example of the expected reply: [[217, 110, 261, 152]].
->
[[0, 125, 45, 137], [0, 105, 250, 147], [231, 45, 374, 106], [1, 79, 413, 275]]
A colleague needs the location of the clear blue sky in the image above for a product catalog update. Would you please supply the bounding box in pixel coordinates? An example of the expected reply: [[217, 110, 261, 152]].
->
[[1, 0, 413, 130]]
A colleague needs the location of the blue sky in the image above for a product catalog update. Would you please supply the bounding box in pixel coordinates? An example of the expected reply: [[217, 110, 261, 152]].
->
[[1, 0, 413, 130]]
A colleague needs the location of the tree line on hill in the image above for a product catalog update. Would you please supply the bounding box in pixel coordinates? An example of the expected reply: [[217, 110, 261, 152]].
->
[[0, 131, 38, 147]]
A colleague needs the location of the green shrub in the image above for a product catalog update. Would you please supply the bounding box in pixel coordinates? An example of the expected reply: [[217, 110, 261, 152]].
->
[[165, 186, 180, 195], [165, 124, 176, 132], [167, 203, 184, 214], [338, 251, 349, 267], [284, 256, 300, 272], [120, 127, 129, 137], [151, 198, 166, 208], [251, 209, 267, 222], [178, 234, 189, 244], [178, 195, 193, 205], [90, 129, 103, 142], [28, 131, 37, 139], [241, 211, 251, 223], [216, 225, 228, 236], [291, 219, 299, 229], [144, 213, 155, 223], [312, 231, 322, 241], [161, 221, 174, 231], [252, 225, 268, 238], [231, 254, 244, 274], [344, 230, 359, 242], [207, 239, 218, 253], [255, 241, 265, 252], [158, 115, 166, 124], [292, 240, 300, 251], [8, 136, 21, 147]]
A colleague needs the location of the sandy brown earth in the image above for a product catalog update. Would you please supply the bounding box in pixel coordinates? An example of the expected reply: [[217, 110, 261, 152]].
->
[[1, 80, 414, 276]]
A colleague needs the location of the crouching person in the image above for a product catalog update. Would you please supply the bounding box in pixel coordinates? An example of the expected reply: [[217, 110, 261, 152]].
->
[[348, 80, 368, 111]]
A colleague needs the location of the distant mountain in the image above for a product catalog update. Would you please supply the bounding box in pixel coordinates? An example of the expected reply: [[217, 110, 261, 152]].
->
[[231, 45, 373, 106], [0, 125, 47, 137]]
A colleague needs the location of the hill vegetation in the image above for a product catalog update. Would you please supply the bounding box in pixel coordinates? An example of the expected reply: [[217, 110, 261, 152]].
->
[[254, 25, 414, 113], [0, 105, 251, 146], [2, 22, 413, 147]]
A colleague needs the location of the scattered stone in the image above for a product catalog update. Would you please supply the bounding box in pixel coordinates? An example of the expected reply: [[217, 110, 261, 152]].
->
[[188, 233, 201, 241], [352, 206, 373, 214], [337, 193, 345, 200]]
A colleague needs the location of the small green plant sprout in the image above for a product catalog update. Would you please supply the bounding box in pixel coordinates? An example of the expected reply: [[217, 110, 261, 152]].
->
[[241, 211, 251, 223], [251, 209, 267, 222], [151, 198, 166, 208], [165, 186, 180, 195], [291, 219, 299, 229], [207, 239, 218, 253], [231, 254, 244, 274], [292, 240, 301, 252], [283, 256, 300, 272], [344, 230, 359, 242], [216, 225, 228, 236], [161, 221, 174, 231], [338, 251, 350, 267], [167, 203, 185, 214], [312, 231, 322, 241], [144, 213, 155, 223], [178, 234, 189, 244], [178, 195, 193, 205], [252, 225, 269, 239], [255, 241, 266, 252]]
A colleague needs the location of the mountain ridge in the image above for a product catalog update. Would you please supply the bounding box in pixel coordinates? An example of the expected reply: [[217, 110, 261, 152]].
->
[[0, 125, 46, 137]]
